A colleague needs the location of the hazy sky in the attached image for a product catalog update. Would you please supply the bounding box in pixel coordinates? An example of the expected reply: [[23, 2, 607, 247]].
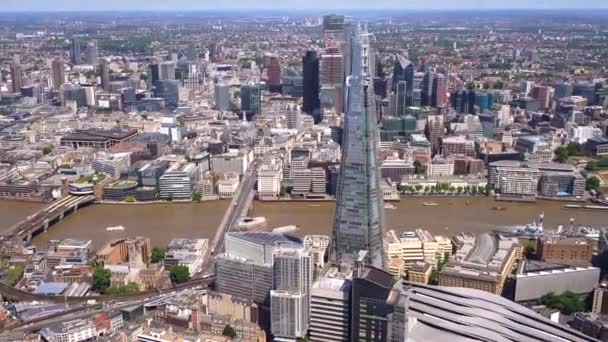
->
[[2, 0, 608, 11]]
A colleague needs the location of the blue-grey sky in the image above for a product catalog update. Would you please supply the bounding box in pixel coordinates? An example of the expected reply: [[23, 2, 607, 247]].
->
[[2, 0, 608, 11]]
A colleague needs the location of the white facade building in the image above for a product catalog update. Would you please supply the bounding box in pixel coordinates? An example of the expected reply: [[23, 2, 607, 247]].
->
[[271, 290, 308, 340], [158, 162, 200, 199], [217, 172, 240, 198], [258, 160, 283, 200]]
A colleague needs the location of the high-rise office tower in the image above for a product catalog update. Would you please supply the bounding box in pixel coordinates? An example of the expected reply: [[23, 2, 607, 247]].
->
[[394, 80, 407, 116], [350, 254, 395, 342], [412, 72, 424, 107], [160, 62, 176, 80], [309, 272, 351, 342], [392, 54, 414, 106], [421, 71, 434, 107], [51, 58, 65, 92], [285, 104, 301, 130], [323, 14, 345, 33], [241, 83, 262, 115], [467, 89, 476, 114], [100, 59, 110, 92], [154, 80, 180, 108], [320, 47, 344, 113], [10, 55, 23, 93], [331, 25, 385, 270], [267, 55, 282, 92], [432, 73, 447, 108], [323, 14, 349, 78], [302, 51, 321, 122], [148, 63, 161, 88], [70, 37, 81, 65], [214, 83, 231, 111], [86, 41, 98, 65]]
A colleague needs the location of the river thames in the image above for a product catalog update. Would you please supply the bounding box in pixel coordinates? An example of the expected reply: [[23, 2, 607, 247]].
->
[[1, 197, 607, 250]]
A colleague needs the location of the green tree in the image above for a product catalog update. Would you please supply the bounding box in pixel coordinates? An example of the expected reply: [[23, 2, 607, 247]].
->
[[151, 247, 166, 264], [586, 176, 601, 191], [222, 324, 237, 338], [413, 160, 426, 175], [587, 160, 598, 171], [493, 80, 504, 89], [429, 253, 450, 285], [541, 291, 584, 315], [124, 195, 136, 203], [92, 267, 111, 293], [555, 146, 568, 163], [42, 146, 53, 155], [4, 265, 24, 286], [566, 142, 583, 156], [192, 191, 202, 203], [169, 264, 190, 283]]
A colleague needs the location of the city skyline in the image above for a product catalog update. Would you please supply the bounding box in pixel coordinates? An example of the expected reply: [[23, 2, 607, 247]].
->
[[3, 0, 608, 11]]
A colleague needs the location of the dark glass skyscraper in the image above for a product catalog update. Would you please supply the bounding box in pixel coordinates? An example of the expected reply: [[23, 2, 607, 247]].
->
[[331, 25, 385, 270], [100, 59, 110, 92], [241, 83, 262, 115], [392, 54, 414, 106], [302, 51, 320, 122], [70, 38, 81, 65]]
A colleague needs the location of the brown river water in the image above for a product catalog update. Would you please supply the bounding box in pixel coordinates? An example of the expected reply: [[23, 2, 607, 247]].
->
[[1, 197, 606, 251]]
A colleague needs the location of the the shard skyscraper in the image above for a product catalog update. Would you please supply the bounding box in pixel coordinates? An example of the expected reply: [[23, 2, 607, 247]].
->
[[331, 25, 385, 270]]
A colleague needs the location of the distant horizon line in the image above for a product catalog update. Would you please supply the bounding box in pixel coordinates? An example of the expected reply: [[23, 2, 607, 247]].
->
[[1, 7, 608, 13]]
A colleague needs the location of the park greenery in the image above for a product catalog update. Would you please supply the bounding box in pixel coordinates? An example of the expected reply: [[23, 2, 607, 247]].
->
[[586, 158, 608, 171], [124, 195, 136, 203], [554, 142, 586, 163], [151, 247, 166, 264], [169, 264, 190, 284], [106, 282, 140, 296], [541, 291, 584, 315]]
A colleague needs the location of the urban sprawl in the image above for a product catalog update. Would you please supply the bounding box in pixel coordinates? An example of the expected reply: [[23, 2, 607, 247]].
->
[[1, 10, 608, 342]]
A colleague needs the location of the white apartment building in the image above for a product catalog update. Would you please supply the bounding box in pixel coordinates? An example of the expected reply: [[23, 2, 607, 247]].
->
[[271, 290, 308, 340]]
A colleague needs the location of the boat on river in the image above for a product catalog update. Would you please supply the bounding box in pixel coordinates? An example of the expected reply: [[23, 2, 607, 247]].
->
[[106, 225, 126, 232], [422, 202, 439, 207]]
